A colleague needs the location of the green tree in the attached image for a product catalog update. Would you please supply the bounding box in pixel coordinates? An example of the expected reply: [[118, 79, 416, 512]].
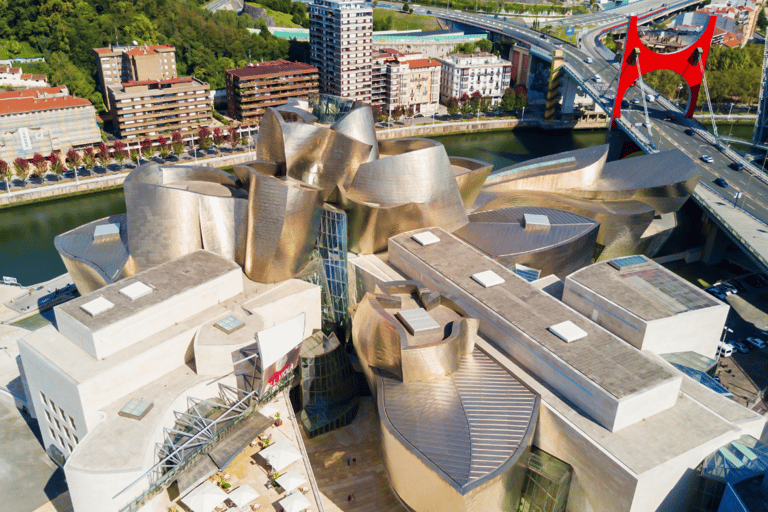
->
[[126, 14, 161, 45], [7, 40, 20, 55], [403, 2, 409, 12], [476, 39, 492, 52], [758, 8, 767, 32], [487, 2, 497, 12]]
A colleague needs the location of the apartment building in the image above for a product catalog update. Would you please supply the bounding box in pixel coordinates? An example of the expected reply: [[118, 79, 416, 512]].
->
[[93, 44, 177, 110], [309, 0, 372, 102], [0, 86, 101, 161], [225, 60, 319, 121], [438, 52, 512, 104], [372, 50, 440, 115], [107, 77, 211, 139]]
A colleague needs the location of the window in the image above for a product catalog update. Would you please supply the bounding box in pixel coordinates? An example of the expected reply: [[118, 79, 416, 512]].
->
[[55, 418, 61, 430], [58, 406, 65, 418], [68, 416, 76, 429], [45, 411, 52, 423], [73, 434, 79, 444], [40, 392, 48, 406], [49, 427, 56, 439]]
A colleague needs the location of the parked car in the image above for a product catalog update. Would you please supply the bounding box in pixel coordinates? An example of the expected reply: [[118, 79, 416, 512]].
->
[[701, 155, 714, 163], [717, 342, 734, 357], [729, 162, 744, 171], [733, 341, 750, 354], [732, 281, 747, 293], [714, 177, 729, 188], [718, 282, 738, 295], [746, 337, 766, 349], [707, 286, 727, 300]]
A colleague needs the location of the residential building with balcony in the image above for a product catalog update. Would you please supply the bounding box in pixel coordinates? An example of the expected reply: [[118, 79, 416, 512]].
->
[[438, 52, 512, 105], [0, 65, 48, 88], [372, 50, 440, 115], [309, 0, 372, 102], [107, 77, 211, 140], [225, 61, 319, 121], [94, 44, 177, 110]]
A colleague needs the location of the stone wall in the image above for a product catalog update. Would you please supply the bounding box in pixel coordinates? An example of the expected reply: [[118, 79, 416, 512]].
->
[[242, 5, 275, 26]]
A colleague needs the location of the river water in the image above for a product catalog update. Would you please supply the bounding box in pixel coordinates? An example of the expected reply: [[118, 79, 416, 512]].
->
[[0, 127, 618, 286]]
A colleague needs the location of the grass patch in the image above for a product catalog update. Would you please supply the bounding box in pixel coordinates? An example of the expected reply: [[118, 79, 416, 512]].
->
[[373, 9, 443, 31], [245, 2, 302, 28], [0, 40, 43, 60]]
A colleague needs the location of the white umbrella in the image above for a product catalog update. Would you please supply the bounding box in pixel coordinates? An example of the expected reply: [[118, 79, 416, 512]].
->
[[181, 481, 229, 512], [258, 403, 279, 418], [227, 484, 260, 508], [259, 440, 302, 472], [275, 470, 307, 493], [278, 492, 311, 512]]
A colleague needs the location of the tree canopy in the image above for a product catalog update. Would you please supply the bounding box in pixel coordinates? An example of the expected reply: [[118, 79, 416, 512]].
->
[[1, 0, 291, 109]]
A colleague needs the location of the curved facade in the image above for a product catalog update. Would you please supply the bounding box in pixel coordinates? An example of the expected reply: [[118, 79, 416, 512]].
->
[[299, 331, 359, 438], [475, 145, 700, 258], [237, 162, 323, 283], [53, 214, 135, 295], [351, 280, 539, 512], [123, 163, 248, 272], [455, 206, 600, 278]]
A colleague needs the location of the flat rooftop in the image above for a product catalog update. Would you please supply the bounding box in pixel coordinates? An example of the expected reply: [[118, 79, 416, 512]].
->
[[57, 250, 240, 333], [390, 229, 675, 399], [568, 257, 721, 321]]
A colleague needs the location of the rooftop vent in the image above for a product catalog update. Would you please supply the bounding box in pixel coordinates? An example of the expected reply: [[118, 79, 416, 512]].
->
[[214, 315, 245, 335], [119, 281, 153, 301], [471, 270, 505, 288], [118, 398, 153, 420], [93, 223, 120, 243], [411, 231, 441, 246], [80, 297, 114, 317], [396, 308, 441, 336], [523, 213, 550, 231], [608, 255, 648, 270], [548, 321, 588, 343]]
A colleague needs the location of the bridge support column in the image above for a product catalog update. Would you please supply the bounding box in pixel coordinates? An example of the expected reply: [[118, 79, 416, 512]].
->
[[702, 220, 729, 266], [544, 50, 566, 123], [560, 76, 577, 116]]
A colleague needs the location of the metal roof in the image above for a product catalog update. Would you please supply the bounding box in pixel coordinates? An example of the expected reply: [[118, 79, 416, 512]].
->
[[379, 347, 538, 493]]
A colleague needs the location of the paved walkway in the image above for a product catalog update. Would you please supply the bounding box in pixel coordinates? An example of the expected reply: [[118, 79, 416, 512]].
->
[[302, 397, 407, 512]]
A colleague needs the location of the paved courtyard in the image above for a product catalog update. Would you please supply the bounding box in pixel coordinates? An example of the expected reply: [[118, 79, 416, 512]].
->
[[301, 397, 407, 512]]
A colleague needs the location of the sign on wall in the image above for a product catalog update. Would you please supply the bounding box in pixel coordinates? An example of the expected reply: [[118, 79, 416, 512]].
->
[[18, 127, 32, 151], [255, 313, 305, 397]]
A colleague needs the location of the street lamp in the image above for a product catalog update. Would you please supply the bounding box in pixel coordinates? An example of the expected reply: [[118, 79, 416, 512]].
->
[[728, 102, 734, 120], [675, 83, 683, 108]]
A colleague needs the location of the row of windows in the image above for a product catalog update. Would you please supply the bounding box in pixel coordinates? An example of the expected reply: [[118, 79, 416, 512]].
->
[[40, 392, 79, 456]]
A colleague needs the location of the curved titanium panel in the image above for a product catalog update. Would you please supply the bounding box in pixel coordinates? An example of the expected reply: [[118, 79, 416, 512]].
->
[[456, 207, 600, 278], [242, 165, 323, 283], [450, 156, 492, 211], [330, 104, 379, 162], [54, 214, 133, 294], [124, 163, 247, 272]]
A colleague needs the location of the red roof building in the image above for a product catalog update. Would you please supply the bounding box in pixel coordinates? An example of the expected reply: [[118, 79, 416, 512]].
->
[[225, 61, 319, 121]]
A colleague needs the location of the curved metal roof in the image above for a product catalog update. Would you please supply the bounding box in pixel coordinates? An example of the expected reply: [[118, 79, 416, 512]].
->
[[379, 347, 538, 494]]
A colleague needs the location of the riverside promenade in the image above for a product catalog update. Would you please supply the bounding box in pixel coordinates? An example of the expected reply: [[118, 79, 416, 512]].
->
[[0, 114, 608, 209]]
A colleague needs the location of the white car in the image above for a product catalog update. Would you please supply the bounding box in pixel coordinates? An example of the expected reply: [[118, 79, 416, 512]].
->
[[701, 155, 714, 163], [646, 94, 656, 102], [717, 342, 734, 357], [585, 57, 593, 64], [593, 75, 602, 83]]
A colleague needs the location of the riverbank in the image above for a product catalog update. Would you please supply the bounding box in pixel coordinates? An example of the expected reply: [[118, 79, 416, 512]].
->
[[0, 115, 607, 209]]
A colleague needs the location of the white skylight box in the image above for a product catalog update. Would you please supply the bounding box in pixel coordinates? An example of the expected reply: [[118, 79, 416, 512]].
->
[[548, 321, 588, 343], [471, 270, 505, 288], [412, 231, 441, 246], [396, 308, 441, 336], [523, 213, 550, 230], [93, 223, 120, 242], [119, 281, 153, 301], [80, 297, 115, 317]]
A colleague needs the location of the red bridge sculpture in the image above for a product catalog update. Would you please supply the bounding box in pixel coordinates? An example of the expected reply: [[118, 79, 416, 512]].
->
[[610, 14, 717, 129]]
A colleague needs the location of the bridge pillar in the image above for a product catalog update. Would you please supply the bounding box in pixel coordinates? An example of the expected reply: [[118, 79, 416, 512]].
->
[[544, 49, 566, 123], [509, 46, 531, 88], [560, 76, 577, 115], [702, 220, 729, 266]]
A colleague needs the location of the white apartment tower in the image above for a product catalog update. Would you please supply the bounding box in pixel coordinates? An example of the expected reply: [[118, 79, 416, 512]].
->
[[309, 0, 373, 102]]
